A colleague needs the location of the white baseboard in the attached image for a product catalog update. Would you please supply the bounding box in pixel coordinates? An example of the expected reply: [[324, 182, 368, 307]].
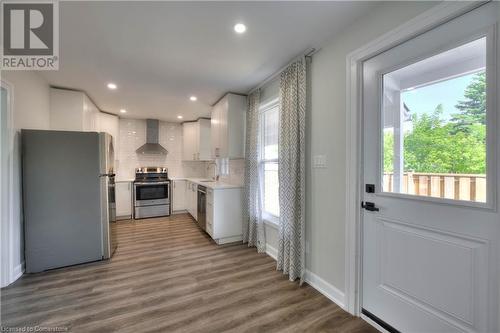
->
[[265, 243, 277, 260], [10, 261, 24, 285], [304, 270, 346, 310], [264, 244, 345, 310], [216, 235, 243, 245]]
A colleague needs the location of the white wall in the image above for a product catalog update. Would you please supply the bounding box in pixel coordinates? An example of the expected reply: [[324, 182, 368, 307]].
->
[[1, 71, 51, 286], [263, 1, 438, 300]]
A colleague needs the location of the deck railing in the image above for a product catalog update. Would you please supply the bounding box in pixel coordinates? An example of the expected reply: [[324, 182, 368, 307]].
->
[[383, 172, 487, 202]]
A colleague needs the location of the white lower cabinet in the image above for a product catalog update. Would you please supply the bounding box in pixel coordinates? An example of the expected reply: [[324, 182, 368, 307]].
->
[[172, 180, 187, 212], [205, 187, 243, 244], [116, 181, 132, 219]]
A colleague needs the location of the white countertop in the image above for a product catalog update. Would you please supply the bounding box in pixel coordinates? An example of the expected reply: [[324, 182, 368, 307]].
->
[[171, 177, 243, 190]]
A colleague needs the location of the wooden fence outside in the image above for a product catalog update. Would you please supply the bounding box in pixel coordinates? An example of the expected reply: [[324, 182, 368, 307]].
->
[[383, 172, 487, 203]]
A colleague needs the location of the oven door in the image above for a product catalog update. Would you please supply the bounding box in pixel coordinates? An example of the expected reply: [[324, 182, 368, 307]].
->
[[134, 182, 170, 207]]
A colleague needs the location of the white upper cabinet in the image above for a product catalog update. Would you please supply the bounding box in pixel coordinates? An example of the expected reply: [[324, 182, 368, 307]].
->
[[50, 88, 99, 132], [211, 93, 246, 159], [183, 122, 196, 161], [182, 118, 212, 161]]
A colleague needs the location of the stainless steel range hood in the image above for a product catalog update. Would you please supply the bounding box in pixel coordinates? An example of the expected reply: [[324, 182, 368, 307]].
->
[[136, 119, 168, 155]]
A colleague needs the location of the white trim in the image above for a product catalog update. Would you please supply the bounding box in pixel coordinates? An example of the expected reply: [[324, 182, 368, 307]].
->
[[304, 270, 346, 310], [265, 243, 277, 260], [0, 79, 16, 288], [259, 101, 280, 218], [11, 262, 24, 283], [344, 1, 486, 316], [259, 97, 279, 113], [263, 214, 279, 228]]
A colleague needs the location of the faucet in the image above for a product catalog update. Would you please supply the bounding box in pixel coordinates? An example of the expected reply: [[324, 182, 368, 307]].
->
[[207, 161, 219, 181]]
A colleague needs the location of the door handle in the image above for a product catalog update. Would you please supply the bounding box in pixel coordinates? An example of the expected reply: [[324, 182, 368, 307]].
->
[[361, 201, 379, 212]]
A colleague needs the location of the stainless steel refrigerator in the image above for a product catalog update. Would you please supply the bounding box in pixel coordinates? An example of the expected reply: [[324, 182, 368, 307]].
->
[[22, 130, 118, 273]]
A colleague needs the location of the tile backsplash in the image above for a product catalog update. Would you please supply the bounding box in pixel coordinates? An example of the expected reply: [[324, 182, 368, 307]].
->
[[206, 158, 245, 186], [115, 118, 246, 186], [116, 119, 207, 180]]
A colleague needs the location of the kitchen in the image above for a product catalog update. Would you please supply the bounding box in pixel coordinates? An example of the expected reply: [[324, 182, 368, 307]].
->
[[114, 92, 247, 245], [20, 86, 250, 275]]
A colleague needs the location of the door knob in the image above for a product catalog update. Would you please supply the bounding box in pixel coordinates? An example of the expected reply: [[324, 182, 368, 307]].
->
[[361, 201, 379, 212]]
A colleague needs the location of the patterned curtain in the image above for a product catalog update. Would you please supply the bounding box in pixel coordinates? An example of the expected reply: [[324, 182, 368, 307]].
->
[[243, 89, 266, 252], [277, 57, 306, 282]]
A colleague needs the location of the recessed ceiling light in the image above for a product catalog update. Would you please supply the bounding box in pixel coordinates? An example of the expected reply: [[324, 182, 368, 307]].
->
[[190, 96, 197, 101], [107, 83, 117, 90], [234, 23, 246, 34], [177, 115, 183, 119], [120, 109, 127, 113]]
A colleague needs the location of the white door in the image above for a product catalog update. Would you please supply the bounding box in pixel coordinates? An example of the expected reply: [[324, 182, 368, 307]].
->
[[211, 104, 221, 158], [362, 3, 499, 332], [116, 182, 132, 219], [198, 119, 212, 161], [182, 122, 193, 161], [172, 180, 187, 211], [1, 82, 12, 287]]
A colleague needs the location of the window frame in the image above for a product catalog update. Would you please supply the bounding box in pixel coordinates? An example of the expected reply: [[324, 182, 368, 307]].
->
[[375, 29, 496, 210], [259, 98, 280, 225]]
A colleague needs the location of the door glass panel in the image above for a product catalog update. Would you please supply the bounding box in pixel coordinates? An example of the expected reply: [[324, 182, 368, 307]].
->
[[382, 37, 487, 202]]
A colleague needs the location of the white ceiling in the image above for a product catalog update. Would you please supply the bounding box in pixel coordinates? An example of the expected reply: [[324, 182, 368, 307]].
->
[[40, 1, 379, 122]]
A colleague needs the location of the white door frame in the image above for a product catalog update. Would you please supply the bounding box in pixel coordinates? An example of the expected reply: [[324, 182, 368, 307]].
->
[[344, 1, 490, 316], [1, 79, 15, 288]]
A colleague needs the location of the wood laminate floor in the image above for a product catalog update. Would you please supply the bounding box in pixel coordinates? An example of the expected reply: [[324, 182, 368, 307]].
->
[[1, 214, 377, 333]]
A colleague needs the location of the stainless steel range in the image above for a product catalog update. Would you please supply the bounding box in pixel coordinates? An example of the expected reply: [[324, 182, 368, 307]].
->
[[133, 167, 171, 219]]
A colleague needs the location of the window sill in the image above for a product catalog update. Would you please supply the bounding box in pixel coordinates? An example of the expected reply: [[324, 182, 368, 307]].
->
[[263, 215, 279, 229]]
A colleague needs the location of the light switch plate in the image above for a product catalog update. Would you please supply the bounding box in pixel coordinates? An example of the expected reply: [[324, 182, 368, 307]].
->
[[313, 155, 327, 168]]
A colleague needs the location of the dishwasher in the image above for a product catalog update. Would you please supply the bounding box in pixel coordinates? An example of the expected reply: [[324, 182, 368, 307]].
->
[[197, 185, 207, 231]]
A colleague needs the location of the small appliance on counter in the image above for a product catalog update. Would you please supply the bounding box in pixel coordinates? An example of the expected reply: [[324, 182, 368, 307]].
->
[[133, 167, 171, 219], [22, 130, 118, 273]]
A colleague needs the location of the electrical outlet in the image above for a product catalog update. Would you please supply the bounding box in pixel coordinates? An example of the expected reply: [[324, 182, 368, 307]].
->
[[312, 155, 327, 168]]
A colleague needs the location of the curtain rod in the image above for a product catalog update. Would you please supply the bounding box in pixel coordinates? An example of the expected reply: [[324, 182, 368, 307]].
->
[[247, 47, 318, 95]]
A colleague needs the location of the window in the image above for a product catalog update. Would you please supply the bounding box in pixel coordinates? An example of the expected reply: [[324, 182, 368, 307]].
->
[[260, 101, 280, 218], [382, 37, 487, 203]]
